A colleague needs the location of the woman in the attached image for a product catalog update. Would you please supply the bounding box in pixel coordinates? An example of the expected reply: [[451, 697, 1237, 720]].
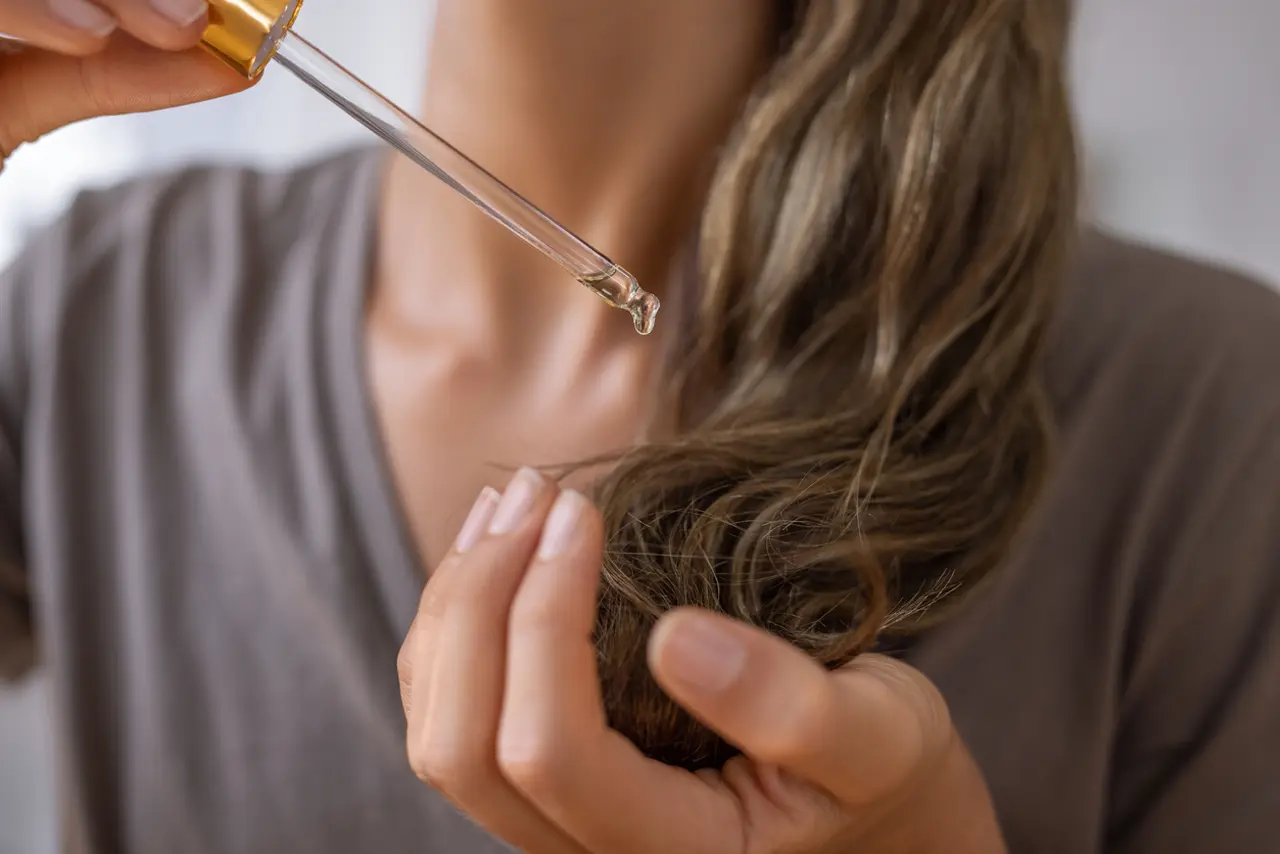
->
[[2, 1, 1277, 852]]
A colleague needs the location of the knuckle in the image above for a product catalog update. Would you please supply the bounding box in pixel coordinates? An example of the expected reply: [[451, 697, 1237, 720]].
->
[[417, 576, 452, 624], [406, 737, 432, 785], [59, 38, 103, 59], [909, 675, 954, 761], [75, 57, 114, 118], [408, 738, 490, 799], [451, 553, 517, 600], [765, 686, 833, 760], [395, 646, 415, 710], [496, 737, 571, 799], [395, 640, 414, 681], [866, 656, 952, 752], [507, 587, 566, 635]]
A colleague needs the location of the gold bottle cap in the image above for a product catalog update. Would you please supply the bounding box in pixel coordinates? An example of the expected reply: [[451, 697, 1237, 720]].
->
[[200, 0, 305, 79]]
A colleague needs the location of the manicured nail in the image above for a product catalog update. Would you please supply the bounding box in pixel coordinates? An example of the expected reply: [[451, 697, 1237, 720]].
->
[[655, 615, 747, 696], [454, 487, 500, 554], [488, 468, 544, 535], [536, 490, 586, 560], [50, 0, 118, 37], [149, 0, 208, 27]]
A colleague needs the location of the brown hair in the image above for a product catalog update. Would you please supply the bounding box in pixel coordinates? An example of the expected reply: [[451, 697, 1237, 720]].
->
[[583, 0, 1078, 769]]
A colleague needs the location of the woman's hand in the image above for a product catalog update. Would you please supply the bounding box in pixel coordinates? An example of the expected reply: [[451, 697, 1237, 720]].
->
[[0, 0, 244, 169], [399, 469, 1007, 854]]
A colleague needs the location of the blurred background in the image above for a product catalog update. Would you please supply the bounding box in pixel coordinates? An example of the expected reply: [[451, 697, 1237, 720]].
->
[[0, 0, 1277, 851]]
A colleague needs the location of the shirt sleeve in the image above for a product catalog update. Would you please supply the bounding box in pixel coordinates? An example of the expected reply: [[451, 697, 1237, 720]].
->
[[0, 179, 137, 681], [0, 240, 33, 681], [1107, 421, 1280, 852], [0, 164, 264, 682]]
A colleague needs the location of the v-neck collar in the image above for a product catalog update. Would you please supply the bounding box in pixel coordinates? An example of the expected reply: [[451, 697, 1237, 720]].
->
[[321, 147, 427, 637]]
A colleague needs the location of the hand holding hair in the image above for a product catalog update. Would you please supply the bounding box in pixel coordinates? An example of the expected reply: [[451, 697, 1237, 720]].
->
[[398, 468, 1006, 854]]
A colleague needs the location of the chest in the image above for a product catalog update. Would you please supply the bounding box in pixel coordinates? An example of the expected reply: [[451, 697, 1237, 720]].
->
[[366, 335, 650, 569]]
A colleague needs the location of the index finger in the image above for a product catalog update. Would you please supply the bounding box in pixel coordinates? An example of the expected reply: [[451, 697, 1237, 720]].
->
[[496, 493, 739, 854], [0, 0, 117, 54], [0, 35, 244, 156], [95, 0, 208, 51]]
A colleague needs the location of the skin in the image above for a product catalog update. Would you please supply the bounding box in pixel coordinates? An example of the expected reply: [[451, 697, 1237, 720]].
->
[[366, 0, 779, 564], [0, 1, 1008, 851], [0, 0, 243, 161], [400, 470, 1007, 854]]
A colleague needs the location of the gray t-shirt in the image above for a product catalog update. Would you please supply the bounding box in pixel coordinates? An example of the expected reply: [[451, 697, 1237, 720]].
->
[[1, 149, 1277, 853]]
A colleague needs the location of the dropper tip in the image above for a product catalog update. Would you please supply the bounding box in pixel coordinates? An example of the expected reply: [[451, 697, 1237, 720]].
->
[[630, 291, 661, 336], [578, 265, 661, 336], [611, 266, 660, 335]]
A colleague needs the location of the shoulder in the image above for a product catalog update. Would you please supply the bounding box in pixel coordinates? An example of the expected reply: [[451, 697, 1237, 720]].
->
[[3, 147, 374, 313], [1044, 228, 1280, 711], [1048, 226, 1280, 716], [1049, 227, 1280, 439], [0, 147, 378, 399], [1044, 232, 1280, 850], [1047, 228, 1280, 571]]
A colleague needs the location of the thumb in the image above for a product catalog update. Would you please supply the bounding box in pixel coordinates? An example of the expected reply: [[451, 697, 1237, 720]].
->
[[0, 36, 245, 157], [648, 608, 953, 806]]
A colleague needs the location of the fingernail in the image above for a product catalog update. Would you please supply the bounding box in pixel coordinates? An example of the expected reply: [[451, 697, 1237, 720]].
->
[[50, 0, 118, 37], [454, 487, 500, 554], [656, 615, 748, 696], [536, 490, 586, 560], [149, 0, 208, 27], [488, 468, 544, 535]]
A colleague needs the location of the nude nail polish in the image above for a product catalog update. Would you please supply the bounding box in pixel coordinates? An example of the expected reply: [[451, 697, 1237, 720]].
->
[[50, 0, 117, 37], [149, 0, 208, 27], [488, 468, 544, 535], [536, 490, 586, 560], [454, 487, 500, 554]]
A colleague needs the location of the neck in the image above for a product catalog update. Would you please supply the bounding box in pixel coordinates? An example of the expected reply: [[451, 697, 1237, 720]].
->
[[377, 0, 774, 346]]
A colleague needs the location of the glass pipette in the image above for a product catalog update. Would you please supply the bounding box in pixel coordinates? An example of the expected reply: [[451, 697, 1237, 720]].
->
[[268, 29, 660, 336], [4, 0, 661, 335], [204, 0, 660, 335]]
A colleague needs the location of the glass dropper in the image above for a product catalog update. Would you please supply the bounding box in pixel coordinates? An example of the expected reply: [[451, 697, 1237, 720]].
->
[[199, 0, 661, 335], [266, 29, 660, 335], [3, 5, 661, 334]]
